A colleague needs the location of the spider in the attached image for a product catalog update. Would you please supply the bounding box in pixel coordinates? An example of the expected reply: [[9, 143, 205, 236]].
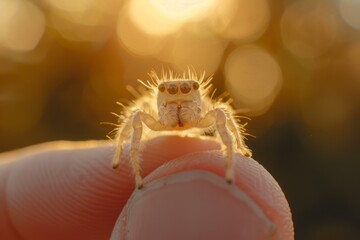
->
[[110, 69, 252, 189]]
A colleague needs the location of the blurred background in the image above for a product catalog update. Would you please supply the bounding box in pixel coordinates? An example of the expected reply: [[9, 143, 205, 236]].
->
[[0, 0, 359, 238]]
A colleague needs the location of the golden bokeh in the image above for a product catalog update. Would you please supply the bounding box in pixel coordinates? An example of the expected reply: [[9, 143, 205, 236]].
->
[[281, 0, 338, 59], [0, 0, 45, 52], [116, 0, 229, 73], [117, 6, 166, 56], [44, 0, 96, 12], [163, 32, 226, 73], [128, 0, 180, 36], [219, 0, 270, 42], [225, 45, 282, 115], [43, 0, 120, 42], [339, 0, 360, 30], [128, 0, 216, 36]]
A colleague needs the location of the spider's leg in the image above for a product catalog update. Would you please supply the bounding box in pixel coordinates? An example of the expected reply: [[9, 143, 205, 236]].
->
[[215, 109, 235, 183], [112, 120, 132, 169], [196, 108, 235, 183], [130, 111, 144, 189], [226, 115, 252, 158], [129, 111, 164, 189]]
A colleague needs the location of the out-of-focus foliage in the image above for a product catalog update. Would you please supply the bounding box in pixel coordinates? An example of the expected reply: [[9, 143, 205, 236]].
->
[[0, 0, 359, 239]]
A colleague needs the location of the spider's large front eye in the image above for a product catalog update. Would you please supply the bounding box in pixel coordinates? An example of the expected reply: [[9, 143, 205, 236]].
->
[[193, 82, 200, 90], [180, 83, 191, 94], [167, 84, 178, 94], [158, 83, 165, 92]]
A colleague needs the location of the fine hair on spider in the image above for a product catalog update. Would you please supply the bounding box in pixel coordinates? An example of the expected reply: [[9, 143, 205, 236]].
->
[[106, 68, 252, 189]]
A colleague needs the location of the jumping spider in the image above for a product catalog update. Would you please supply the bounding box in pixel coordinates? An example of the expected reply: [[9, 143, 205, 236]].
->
[[111, 70, 252, 189]]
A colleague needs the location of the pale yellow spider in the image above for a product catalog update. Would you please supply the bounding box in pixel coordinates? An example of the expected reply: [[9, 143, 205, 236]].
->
[[111, 69, 252, 189]]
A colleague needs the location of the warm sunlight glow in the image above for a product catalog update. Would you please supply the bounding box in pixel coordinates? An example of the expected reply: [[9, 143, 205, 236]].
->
[[44, 0, 119, 42], [225, 45, 282, 115], [339, 0, 360, 30], [281, 1, 338, 59], [117, 7, 166, 56], [152, 0, 216, 20], [128, 0, 216, 36], [167, 33, 226, 73], [45, 0, 96, 12], [0, 0, 45, 52], [219, 0, 270, 42]]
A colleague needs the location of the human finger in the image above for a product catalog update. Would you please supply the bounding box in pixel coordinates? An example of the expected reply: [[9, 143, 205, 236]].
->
[[111, 146, 294, 239], [0, 136, 219, 240]]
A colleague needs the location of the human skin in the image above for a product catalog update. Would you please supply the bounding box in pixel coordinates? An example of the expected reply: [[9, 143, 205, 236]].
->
[[0, 136, 294, 240]]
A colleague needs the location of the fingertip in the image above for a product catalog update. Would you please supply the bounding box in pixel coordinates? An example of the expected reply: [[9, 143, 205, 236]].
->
[[112, 150, 294, 240], [111, 171, 279, 240]]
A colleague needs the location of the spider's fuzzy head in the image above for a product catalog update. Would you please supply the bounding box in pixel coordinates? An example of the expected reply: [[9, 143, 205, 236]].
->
[[142, 68, 212, 110], [156, 79, 201, 108]]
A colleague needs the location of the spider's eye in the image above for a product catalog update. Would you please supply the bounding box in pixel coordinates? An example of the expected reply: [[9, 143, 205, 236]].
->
[[180, 83, 191, 94], [167, 84, 178, 94], [193, 82, 200, 90], [158, 83, 165, 92]]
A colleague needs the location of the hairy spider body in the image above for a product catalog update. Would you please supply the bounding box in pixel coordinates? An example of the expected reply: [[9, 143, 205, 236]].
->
[[111, 70, 252, 189]]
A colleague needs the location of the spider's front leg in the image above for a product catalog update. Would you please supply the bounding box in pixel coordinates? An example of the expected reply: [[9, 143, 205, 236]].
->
[[226, 116, 252, 158], [196, 108, 235, 183], [112, 120, 132, 169], [112, 111, 145, 189], [114, 110, 164, 189], [129, 111, 144, 189]]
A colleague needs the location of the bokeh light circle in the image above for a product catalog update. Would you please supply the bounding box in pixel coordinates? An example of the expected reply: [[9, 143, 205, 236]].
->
[[128, 0, 216, 36], [339, 0, 360, 30], [116, 7, 166, 56], [219, 0, 270, 42], [43, 0, 120, 42], [280, 1, 338, 59], [151, 0, 216, 21], [0, 0, 45, 52], [167, 33, 227, 74], [225, 45, 282, 115]]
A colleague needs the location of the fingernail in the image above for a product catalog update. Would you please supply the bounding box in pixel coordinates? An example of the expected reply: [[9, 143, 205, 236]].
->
[[111, 171, 276, 240]]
